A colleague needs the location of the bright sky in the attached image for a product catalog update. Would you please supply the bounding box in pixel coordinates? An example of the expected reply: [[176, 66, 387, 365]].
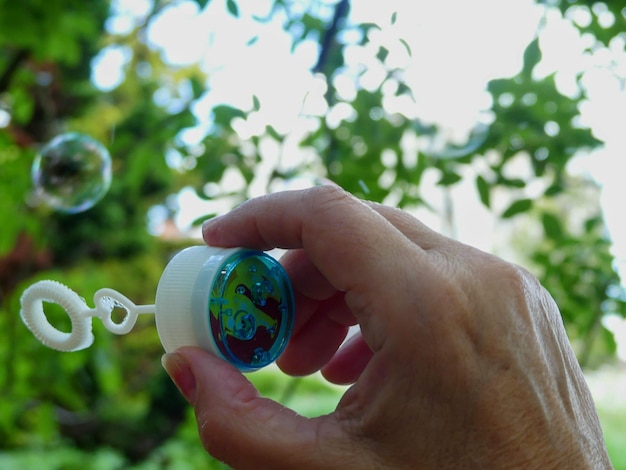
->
[[93, 0, 626, 353], [92, 0, 626, 243], [95, 0, 542, 219]]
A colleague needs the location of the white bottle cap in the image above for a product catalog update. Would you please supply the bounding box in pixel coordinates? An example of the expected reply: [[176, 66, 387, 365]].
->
[[155, 246, 294, 371]]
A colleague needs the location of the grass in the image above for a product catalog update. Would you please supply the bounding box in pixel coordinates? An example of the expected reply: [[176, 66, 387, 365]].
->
[[598, 406, 626, 469], [586, 365, 626, 469]]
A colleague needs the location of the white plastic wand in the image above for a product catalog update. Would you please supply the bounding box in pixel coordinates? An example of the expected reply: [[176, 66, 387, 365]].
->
[[20, 279, 155, 352]]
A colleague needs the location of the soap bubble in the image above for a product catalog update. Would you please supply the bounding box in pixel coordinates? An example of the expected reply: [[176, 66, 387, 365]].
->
[[30, 132, 112, 213]]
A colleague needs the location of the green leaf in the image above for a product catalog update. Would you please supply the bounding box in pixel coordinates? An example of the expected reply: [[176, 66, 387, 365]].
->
[[226, 0, 239, 17], [252, 14, 272, 23], [476, 175, 491, 207], [584, 215, 602, 233], [438, 171, 462, 186], [544, 183, 563, 197], [376, 46, 389, 63], [501, 198, 533, 218], [399, 38, 412, 57], [266, 125, 283, 141], [252, 94, 261, 112], [189, 76, 206, 99], [246, 35, 259, 46], [521, 37, 541, 79], [192, 0, 211, 9], [391, 11, 398, 24], [190, 213, 218, 227], [212, 105, 246, 128], [498, 176, 526, 188], [396, 82, 413, 97], [541, 212, 563, 240]]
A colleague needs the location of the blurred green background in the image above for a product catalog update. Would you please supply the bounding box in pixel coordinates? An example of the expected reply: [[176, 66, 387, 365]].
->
[[1, 0, 625, 468]]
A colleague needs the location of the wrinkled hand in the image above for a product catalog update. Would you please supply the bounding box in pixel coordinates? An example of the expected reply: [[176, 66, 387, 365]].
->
[[162, 186, 610, 469]]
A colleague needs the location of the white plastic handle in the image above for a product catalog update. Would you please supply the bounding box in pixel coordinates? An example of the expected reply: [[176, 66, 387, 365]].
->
[[20, 280, 154, 352]]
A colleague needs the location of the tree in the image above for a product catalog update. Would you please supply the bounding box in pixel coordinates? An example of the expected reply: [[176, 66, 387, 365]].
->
[[1, 0, 625, 467]]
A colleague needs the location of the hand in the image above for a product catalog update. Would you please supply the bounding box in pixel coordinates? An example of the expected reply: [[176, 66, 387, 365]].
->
[[162, 186, 611, 469]]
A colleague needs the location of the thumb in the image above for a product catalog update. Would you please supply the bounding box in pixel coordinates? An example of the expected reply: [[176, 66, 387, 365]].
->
[[162, 347, 329, 469]]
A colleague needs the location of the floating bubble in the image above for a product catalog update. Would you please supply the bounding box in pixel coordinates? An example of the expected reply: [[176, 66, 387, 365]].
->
[[30, 132, 112, 214]]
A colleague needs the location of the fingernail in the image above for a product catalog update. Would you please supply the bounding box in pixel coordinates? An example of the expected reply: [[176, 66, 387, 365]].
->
[[202, 215, 221, 230], [162, 352, 196, 404], [202, 216, 221, 241]]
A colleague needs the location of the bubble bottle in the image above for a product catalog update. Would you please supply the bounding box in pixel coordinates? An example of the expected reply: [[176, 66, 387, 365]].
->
[[20, 246, 295, 371], [30, 132, 112, 213]]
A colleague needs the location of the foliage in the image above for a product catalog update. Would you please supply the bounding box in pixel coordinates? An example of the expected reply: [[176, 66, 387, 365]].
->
[[1, 0, 625, 467]]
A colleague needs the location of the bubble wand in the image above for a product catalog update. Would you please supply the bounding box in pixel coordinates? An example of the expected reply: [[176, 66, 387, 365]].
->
[[20, 246, 295, 371]]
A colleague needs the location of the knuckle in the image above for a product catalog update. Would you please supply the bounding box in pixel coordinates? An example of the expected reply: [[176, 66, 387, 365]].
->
[[305, 184, 354, 215], [498, 262, 539, 296]]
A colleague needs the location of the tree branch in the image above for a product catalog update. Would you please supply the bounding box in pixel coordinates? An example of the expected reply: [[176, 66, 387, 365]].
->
[[313, 0, 350, 75], [0, 48, 29, 94]]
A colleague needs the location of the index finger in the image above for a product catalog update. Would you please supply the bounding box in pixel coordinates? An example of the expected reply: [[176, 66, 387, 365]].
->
[[202, 186, 435, 351]]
